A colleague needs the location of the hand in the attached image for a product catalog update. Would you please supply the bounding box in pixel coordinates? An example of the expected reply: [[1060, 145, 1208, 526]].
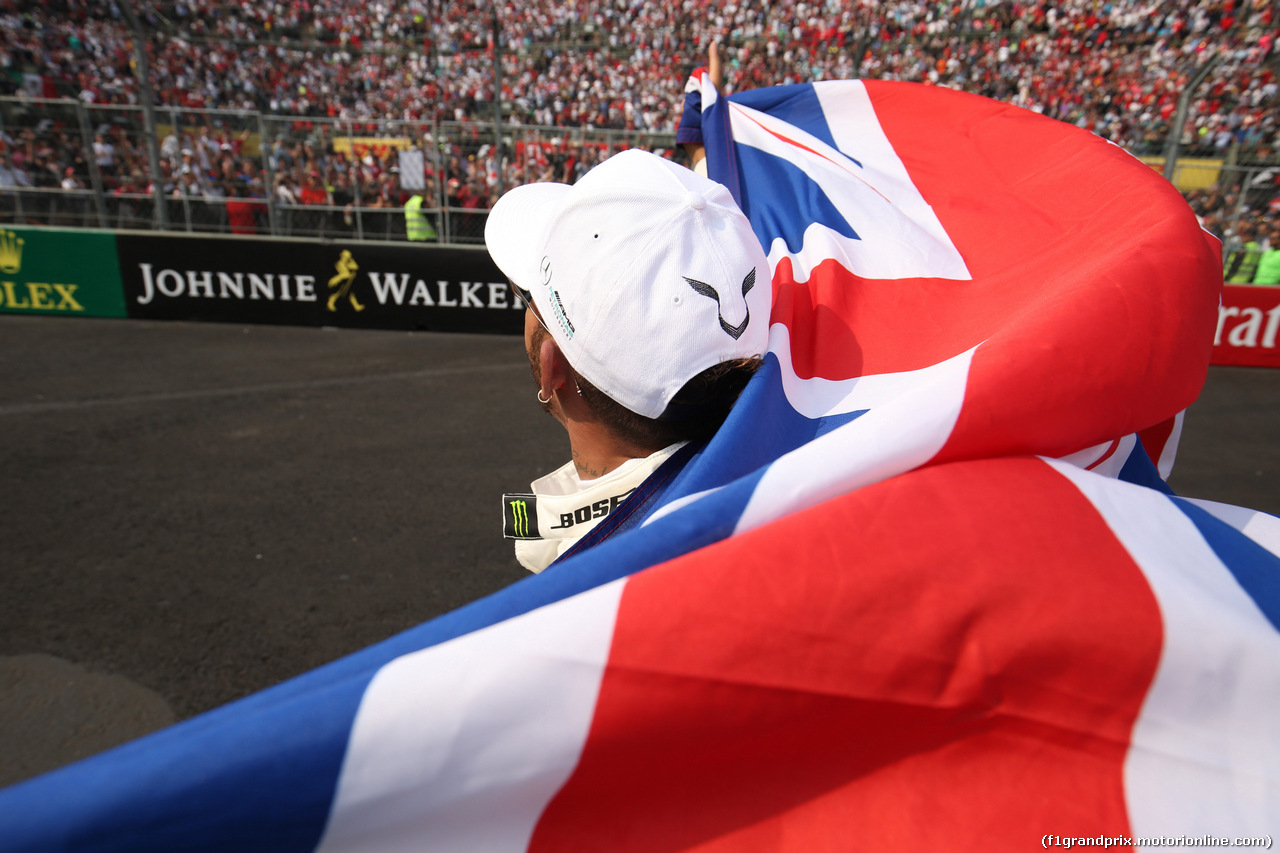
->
[[708, 42, 723, 90]]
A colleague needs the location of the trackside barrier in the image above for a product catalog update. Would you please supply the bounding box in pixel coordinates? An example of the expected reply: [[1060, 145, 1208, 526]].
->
[[6, 227, 1280, 365], [0, 226, 127, 318], [1214, 284, 1280, 368], [0, 226, 521, 334], [118, 232, 522, 333]]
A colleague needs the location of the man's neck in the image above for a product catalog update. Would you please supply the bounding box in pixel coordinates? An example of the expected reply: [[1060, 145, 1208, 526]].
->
[[564, 421, 665, 481]]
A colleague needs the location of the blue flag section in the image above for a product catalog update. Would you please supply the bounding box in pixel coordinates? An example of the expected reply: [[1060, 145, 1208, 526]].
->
[[2, 79, 1277, 851]]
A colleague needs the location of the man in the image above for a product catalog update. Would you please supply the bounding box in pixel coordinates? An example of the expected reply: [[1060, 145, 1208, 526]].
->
[[1225, 220, 1262, 283], [298, 171, 329, 206], [676, 42, 723, 176], [485, 149, 770, 573], [1253, 222, 1280, 285], [224, 182, 262, 235], [403, 191, 437, 241], [92, 132, 116, 179]]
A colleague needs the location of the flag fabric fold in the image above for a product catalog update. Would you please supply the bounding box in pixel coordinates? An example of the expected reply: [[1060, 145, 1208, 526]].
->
[[2, 78, 1274, 852]]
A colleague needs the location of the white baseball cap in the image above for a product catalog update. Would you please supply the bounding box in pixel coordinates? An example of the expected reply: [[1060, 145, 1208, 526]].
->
[[484, 149, 770, 419]]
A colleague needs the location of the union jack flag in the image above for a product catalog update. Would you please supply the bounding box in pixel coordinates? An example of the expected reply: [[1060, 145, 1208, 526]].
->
[[2, 76, 1275, 852]]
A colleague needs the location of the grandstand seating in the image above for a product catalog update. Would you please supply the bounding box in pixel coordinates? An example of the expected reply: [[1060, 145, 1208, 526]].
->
[[0, 0, 1275, 250]]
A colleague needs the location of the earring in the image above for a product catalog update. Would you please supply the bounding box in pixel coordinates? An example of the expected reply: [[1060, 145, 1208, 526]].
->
[[575, 382, 584, 397], [537, 389, 551, 404]]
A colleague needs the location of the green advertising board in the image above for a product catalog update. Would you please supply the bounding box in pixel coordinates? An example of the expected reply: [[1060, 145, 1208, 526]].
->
[[0, 226, 126, 318]]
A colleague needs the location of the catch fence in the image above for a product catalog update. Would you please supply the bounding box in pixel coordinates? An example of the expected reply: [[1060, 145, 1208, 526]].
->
[[0, 97, 679, 244], [0, 97, 1274, 248]]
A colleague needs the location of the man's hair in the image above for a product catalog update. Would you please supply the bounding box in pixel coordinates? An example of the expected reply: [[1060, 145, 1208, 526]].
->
[[529, 321, 762, 449], [573, 356, 763, 449]]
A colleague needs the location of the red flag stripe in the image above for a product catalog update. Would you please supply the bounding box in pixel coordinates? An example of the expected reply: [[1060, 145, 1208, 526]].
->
[[531, 457, 1162, 850]]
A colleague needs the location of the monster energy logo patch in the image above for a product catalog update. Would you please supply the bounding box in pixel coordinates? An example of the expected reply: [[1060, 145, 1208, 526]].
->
[[503, 493, 539, 540]]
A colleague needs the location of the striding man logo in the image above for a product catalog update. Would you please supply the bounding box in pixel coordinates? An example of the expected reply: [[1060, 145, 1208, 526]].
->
[[683, 267, 755, 340], [327, 250, 364, 312]]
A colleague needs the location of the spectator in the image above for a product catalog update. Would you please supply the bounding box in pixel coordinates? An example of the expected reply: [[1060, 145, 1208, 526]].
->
[[404, 192, 437, 241], [1226, 221, 1264, 283], [1253, 223, 1280, 284], [92, 132, 116, 179], [274, 173, 299, 206], [225, 183, 263, 235], [298, 171, 330, 206], [330, 172, 356, 234]]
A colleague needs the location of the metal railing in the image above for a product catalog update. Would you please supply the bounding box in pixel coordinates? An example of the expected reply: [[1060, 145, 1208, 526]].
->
[[1190, 162, 1280, 244], [0, 98, 680, 244], [0, 96, 1273, 248]]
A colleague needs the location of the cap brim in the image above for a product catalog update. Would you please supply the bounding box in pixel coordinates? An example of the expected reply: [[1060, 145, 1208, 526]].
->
[[484, 182, 572, 306]]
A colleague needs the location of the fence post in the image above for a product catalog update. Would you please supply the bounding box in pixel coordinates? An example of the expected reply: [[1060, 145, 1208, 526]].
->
[[1223, 162, 1254, 235], [347, 120, 364, 240], [440, 124, 452, 244], [123, 1, 168, 229], [75, 102, 109, 228], [257, 112, 279, 237], [1163, 53, 1220, 184], [492, 11, 505, 197], [432, 116, 446, 244], [0, 99, 20, 224]]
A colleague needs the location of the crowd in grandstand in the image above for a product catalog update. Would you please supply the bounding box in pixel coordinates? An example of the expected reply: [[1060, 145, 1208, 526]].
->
[[4, 1, 1275, 138], [0, 0, 1276, 263]]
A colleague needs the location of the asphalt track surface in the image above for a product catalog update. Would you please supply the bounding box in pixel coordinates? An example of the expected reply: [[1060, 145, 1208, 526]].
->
[[2, 314, 1278, 789]]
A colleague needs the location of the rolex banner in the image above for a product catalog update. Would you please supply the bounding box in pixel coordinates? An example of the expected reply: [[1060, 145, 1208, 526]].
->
[[115, 234, 523, 333], [0, 227, 127, 319]]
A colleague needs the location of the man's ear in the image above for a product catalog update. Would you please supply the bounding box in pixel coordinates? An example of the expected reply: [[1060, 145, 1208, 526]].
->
[[538, 336, 571, 398]]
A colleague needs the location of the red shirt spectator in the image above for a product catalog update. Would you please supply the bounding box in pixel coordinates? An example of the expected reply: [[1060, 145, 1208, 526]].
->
[[298, 173, 329, 206], [226, 196, 263, 235]]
